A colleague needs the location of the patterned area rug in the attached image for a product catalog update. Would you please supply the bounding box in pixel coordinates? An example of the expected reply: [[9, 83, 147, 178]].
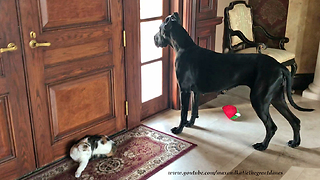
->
[[21, 125, 196, 180]]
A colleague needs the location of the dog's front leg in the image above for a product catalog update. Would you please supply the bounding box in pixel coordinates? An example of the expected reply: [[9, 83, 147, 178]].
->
[[186, 91, 199, 127], [172, 90, 190, 134]]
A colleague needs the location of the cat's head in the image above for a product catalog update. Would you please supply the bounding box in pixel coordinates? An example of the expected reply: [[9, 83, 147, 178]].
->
[[76, 137, 92, 152]]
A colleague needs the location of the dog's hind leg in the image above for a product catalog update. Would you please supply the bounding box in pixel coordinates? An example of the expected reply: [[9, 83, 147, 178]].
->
[[172, 90, 191, 134], [271, 86, 301, 148], [250, 89, 278, 151], [186, 91, 200, 127]]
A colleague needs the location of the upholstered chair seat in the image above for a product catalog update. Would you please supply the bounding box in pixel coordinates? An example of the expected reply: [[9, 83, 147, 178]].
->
[[236, 47, 295, 64]]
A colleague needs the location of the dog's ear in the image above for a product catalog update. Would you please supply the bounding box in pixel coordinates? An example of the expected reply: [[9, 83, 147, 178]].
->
[[164, 12, 181, 30], [171, 12, 181, 24]]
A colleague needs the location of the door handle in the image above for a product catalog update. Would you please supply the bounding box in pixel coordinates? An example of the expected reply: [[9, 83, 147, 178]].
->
[[29, 40, 51, 48], [0, 43, 18, 53]]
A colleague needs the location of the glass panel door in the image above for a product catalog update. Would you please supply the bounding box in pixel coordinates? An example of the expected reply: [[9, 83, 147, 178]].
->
[[140, 0, 169, 119], [141, 61, 162, 102]]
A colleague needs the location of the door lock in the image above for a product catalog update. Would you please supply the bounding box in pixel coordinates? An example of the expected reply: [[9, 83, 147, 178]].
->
[[29, 31, 51, 48], [29, 40, 51, 48]]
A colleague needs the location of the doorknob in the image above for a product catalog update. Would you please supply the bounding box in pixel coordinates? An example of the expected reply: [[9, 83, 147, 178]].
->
[[29, 40, 51, 48], [0, 43, 18, 53]]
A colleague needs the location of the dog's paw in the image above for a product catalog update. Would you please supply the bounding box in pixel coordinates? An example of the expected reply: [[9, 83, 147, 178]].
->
[[186, 116, 198, 127], [171, 127, 183, 134], [287, 140, 300, 148], [185, 121, 194, 127], [252, 143, 267, 151]]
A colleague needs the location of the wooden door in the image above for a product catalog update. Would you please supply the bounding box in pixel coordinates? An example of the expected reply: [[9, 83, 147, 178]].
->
[[0, 0, 36, 179], [195, 0, 222, 105], [184, 0, 222, 106], [18, 0, 126, 167], [170, 0, 222, 109]]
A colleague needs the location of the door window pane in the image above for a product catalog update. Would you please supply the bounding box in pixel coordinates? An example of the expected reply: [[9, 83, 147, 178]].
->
[[140, 20, 163, 63], [141, 61, 162, 102], [140, 0, 162, 19]]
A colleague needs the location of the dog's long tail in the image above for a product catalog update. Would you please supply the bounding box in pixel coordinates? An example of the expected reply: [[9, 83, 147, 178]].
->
[[283, 69, 314, 112]]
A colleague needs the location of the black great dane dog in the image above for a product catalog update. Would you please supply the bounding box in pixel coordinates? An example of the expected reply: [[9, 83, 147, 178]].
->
[[154, 12, 314, 151]]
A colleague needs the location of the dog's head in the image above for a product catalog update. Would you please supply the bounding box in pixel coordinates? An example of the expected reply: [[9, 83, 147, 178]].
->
[[154, 12, 181, 48]]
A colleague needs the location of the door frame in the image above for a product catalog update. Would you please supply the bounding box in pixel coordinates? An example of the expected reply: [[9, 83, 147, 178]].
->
[[124, 0, 172, 129], [123, 0, 141, 129]]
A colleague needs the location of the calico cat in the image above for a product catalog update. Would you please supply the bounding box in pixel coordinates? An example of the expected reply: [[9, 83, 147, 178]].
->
[[70, 135, 117, 178]]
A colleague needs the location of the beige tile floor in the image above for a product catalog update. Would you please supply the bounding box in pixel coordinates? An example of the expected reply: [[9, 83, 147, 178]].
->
[[143, 86, 320, 180]]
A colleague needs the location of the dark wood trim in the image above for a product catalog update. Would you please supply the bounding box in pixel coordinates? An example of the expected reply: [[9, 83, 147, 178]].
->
[[292, 73, 314, 90], [123, 0, 141, 129], [141, 94, 168, 120], [183, 0, 197, 40], [141, 58, 162, 66], [196, 17, 222, 28], [171, 0, 184, 15], [170, 0, 184, 110], [172, 0, 221, 109], [140, 16, 163, 22]]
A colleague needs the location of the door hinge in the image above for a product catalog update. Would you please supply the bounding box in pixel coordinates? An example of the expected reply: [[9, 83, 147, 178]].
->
[[123, 30, 126, 47], [125, 100, 129, 116]]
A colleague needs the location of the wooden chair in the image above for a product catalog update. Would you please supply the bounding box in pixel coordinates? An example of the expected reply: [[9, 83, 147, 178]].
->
[[223, 1, 297, 77]]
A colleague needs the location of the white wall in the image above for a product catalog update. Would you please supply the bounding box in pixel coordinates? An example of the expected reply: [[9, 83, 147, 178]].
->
[[215, 0, 249, 53]]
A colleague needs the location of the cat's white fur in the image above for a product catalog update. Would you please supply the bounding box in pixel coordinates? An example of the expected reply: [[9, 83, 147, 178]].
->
[[70, 135, 116, 178]]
